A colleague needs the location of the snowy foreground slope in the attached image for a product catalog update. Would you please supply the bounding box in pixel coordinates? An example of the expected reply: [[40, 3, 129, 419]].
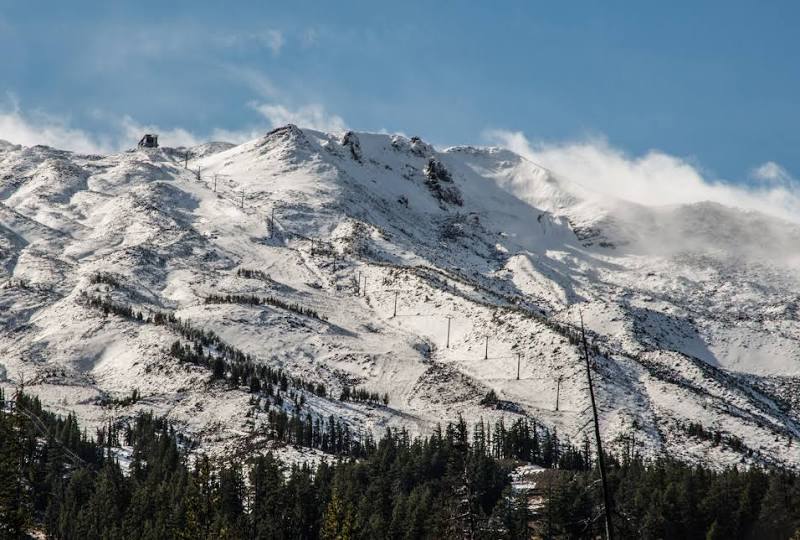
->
[[1, 126, 800, 468]]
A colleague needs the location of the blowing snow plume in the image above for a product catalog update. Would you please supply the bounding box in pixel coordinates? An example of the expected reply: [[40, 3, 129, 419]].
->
[[485, 129, 800, 223], [483, 129, 800, 266]]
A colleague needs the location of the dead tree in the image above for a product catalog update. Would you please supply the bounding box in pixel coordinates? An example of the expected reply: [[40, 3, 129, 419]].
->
[[580, 310, 614, 540]]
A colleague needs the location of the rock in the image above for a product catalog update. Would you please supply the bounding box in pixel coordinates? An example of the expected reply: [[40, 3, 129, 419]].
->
[[265, 124, 304, 138], [424, 158, 462, 206], [424, 158, 452, 183], [341, 131, 362, 162], [388, 135, 434, 157], [409, 136, 433, 157], [390, 135, 409, 152]]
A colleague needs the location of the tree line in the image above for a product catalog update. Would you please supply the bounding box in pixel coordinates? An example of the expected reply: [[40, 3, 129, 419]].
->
[[2, 387, 800, 538], [80, 293, 328, 401], [684, 420, 747, 453], [339, 386, 389, 406], [544, 452, 800, 539], [0, 389, 526, 539], [204, 293, 326, 321]]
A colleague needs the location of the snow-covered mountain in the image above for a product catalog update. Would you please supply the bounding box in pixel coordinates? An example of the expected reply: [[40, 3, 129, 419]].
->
[[2, 125, 799, 468]]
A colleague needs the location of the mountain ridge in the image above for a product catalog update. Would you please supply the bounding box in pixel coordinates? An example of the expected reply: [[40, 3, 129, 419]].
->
[[1, 125, 799, 469]]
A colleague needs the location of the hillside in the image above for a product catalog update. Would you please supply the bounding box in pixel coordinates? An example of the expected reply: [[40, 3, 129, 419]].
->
[[1, 125, 799, 468]]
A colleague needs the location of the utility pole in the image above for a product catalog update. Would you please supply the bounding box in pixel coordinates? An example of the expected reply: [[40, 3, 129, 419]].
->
[[269, 207, 276, 238], [484, 335, 489, 360], [241, 190, 245, 209], [580, 309, 614, 540], [212, 173, 229, 195], [362, 276, 367, 296], [516, 352, 521, 380], [445, 315, 453, 348], [556, 375, 564, 411], [184, 150, 190, 169], [392, 290, 399, 317]]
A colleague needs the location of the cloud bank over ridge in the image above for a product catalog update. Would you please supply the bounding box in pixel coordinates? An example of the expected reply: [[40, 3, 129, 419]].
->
[[0, 97, 347, 154], [1, 95, 796, 225], [485, 129, 800, 223]]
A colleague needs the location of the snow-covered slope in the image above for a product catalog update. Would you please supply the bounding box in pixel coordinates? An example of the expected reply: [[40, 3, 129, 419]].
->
[[1, 126, 799, 468]]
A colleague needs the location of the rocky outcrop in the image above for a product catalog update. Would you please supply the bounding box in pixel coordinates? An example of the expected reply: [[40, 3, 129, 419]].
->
[[341, 131, 363, 162], [262, 124, 309, 148], [409, 136, 433, 157], [424, 158, 462, 206], [391, 135, 433, 158], [424, 158, 452, 183]]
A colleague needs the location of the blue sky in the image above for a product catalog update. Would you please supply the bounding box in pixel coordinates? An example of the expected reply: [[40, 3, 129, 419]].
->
[[1, 1, 798, 205]]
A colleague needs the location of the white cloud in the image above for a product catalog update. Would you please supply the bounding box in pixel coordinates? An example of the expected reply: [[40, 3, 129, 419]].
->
[[79, 24, 291, 76], [484, 129, 800, 222], [751, 161, 795, 186], [254, 102, 347, 133], [119, 116, 203, 148], [225, 67, 348, 132], [0, 98, 114, 154], [0, 97, 240, 152], [120, 117, 260, 147], [0, 94, 348, 153], [224, 66, 279, 98], [208, 127, 264, 144]]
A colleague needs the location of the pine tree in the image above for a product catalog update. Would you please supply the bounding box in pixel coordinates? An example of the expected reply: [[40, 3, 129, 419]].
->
[[755, 473, 797, 539], [321, 488, 354, 540], [0, 406, 32, 538]]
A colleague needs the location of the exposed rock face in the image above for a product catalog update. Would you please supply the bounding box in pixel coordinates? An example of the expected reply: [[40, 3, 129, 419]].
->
[[341, 131, 363, 162], [265, 124, 306, 141], [424, 158, 462, 206], [424, 158, 452, 183], [390, 135, 408, 152], [409, 136, 433, 157], [389, 135, 433, 158]]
